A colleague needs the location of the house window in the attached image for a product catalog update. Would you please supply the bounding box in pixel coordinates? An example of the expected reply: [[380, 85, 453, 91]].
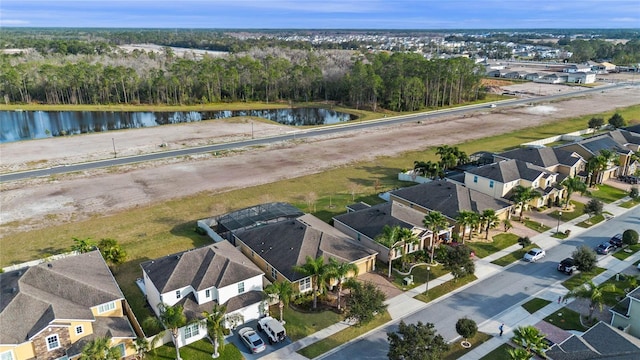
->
[[238, 282, 245, 294], [184, 323, 200, 339], [97, 301, 116, 314], [113, 344, 125, 357], [473, 175, 478, 183], [0, 350, 14, 360], [75, 325, 84, 335], [205, 289, 210, 298], [489, 180, 494, 188], [176, 290, 181, 299], [299, 277, 312, 292], [271, 267, 277, 280], [46, 335, 60, 351]]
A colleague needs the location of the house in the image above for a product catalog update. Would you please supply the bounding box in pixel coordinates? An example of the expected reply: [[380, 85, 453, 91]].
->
[[388, 179, 511, 239], [496, 147, 586, 178], [140, 241, 264, 346], [464, 159, 564, 208], [232, 213, 377, 293], [545, 322, 640, 359], [0, 251, 138, 360], [524, 72, 542, 81], [333, 201, 435, 264], [534, 73, 568, 84], [610, 286, 640, 339], [504, 71, 525, 79], [563, 63, 591, 73], [566, 71, 596, 84]]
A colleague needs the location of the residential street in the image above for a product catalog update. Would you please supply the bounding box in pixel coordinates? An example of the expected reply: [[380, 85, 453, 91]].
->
[[318, 206, 640, 360]]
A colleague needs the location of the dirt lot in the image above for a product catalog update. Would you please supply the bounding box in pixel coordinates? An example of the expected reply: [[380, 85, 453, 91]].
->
[[1, 83, 639, 235]]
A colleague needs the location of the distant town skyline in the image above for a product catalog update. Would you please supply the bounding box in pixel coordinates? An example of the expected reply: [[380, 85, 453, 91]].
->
[[1, 0, 638, 30]]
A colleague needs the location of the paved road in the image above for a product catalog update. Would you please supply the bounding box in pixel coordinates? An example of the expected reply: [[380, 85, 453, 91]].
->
[[321, 208, 640, 360], [0, 83, 621, 183]]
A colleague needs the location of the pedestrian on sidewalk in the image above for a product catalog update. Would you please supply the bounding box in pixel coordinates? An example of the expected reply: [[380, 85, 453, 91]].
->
[[558, 296, 562, 304], [499, 323, 504, 336]]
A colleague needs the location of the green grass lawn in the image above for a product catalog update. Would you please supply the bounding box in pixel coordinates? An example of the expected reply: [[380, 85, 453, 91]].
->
[[147, 339, 242, 360], [467, 233, 519, 258], [491, 243, 539, 267], [479, 343, 516, 360], [280, 305, 344, 341], [296, 311, 391, 358], [414, 274, 477, 303], [523, 219, 551, 233], [389, 263, 449, 290], [552, 232, 569, 239], [444, 332, 492, 360], [522, 298, 552, 314], [548, 201, 586, 221], [544, 307, 588, 331], [576, 214, 605, 228], [562, 267, 607, 290], [600, 273, 640, 306], [589, 184, 629, 203], [613, 243, 640, 260]]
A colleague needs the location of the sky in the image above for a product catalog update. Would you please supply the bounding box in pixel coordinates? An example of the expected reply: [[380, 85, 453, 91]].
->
[[1, 0, 639, 29]]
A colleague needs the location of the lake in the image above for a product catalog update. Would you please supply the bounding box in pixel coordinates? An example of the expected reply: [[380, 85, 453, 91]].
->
[[0, 108, 357, 143]]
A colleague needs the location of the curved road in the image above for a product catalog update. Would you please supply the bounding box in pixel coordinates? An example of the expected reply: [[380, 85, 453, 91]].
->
[[0, 83, 621, 183]]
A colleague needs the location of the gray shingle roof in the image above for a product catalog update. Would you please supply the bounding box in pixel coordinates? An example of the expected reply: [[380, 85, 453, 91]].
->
[[466, 159, 551, 183], [0, 251, 126, 344], [546, 322, 640, 360], [498, 147, 583, 169], [140, 241, 263, 294], [333, 202, 422, 240], [389, 180, 511, 219], [559, 133, 631, 157], [234, 215, 376, 282]]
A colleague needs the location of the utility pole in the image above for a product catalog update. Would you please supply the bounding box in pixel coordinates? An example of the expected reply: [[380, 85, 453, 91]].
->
[[112, 138, 116, 158]]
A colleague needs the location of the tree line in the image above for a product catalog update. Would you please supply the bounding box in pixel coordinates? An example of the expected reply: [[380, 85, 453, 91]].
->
[[0, 50, 485, 111]]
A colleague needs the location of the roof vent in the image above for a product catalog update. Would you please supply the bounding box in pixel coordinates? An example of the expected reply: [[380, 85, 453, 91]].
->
[[299, 226, 304, 230], [290, 247, 294, 250], [175, 255, 181, 259]]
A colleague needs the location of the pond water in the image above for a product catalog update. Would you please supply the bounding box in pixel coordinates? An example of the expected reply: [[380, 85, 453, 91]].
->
[[0, 108, 357, 143]]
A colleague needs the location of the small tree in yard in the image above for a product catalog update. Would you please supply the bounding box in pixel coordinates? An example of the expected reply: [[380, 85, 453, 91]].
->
[[455, 318, 477, 343], [442, 245, 475, 280], [346, 281, 387, 326], [630, 186, 639, 200], [518, 236, 531, 249], [608, 113, 626, 128], [387, 320, 449, 360], [584, 199, 603, 219], [623, 229, 639, 245], [588, 117, 604, 130], [572, 245, 597, 272]]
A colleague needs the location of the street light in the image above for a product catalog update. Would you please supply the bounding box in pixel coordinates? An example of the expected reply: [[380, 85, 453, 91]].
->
[[425, 265, 431, 296], [557, 211, 562, 234]]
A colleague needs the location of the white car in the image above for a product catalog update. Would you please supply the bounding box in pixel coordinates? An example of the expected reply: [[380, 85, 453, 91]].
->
[[238, 327, 266, 354], [523, 248, 546, 262]]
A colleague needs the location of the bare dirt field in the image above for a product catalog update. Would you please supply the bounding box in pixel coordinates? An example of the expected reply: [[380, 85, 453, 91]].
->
[[2, 83, 639, 235]]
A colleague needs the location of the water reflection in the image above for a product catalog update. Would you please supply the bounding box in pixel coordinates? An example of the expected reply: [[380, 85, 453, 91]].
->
[[0, 108, 356, 143]]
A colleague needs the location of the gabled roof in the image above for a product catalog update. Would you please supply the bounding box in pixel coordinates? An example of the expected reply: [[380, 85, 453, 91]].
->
[[389, 180, 511, 219], [607, 129, 640, 148], [179, 290, 263, 322], [333, 201, 425, 240], [624, 124, 640, 136], [234, 214, 377, 282], [546, 322, 640, 360], [0, 251, 127, 344], [466, 159, 552, 183], [141, 241, 263, 294], [498, 147, 584, 169], [558, 133, 632, 157]]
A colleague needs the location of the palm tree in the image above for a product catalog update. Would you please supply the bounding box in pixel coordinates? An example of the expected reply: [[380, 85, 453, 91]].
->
[[423, 211, 450, 264], [144, 303, 188, 360], [561, 177, 588, 208], [480, 209, 500, 240], [264, 281, 293, 322], [79, 337, 120, 360], [130, 337, 150, 360], [512, 325, 549, 356], [512, 185, 541, 220], [507, 347, 532, 360], [564, 280, 616, 319], [455, 210, 477, 242], [326, 258, 359, 311], [293, 255, 329, 309], [586, 151, 612, 187], [413, 160, 440, 179], [376, 225, 415, 278], [202, 304, 227, 358], [98, 238, 127, 269], [71, 237, 97, 253]]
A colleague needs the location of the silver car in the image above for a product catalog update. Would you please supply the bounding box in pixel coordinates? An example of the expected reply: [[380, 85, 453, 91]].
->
[[523, 248, 545, 262], [238, 327, 266, 354]]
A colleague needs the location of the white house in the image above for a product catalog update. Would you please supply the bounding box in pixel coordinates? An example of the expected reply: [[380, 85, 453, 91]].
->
[[141, 241, 264, 347]]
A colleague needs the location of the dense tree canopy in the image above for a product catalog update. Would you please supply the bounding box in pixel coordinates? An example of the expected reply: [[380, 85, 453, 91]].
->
[[387, 320, 449, 360]]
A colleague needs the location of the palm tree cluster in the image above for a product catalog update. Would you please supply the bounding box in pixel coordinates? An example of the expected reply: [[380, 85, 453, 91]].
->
[[586, 149, 616, 187], [413, 145, 469, 179], [376, 225, 420, 277], [292, 255, 359, 310]]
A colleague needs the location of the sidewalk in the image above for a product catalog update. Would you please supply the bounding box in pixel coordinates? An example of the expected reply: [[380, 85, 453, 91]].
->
[[262, 197, 638, 360]]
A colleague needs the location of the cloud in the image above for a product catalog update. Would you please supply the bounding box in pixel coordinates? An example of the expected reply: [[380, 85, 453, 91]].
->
[[0, 19, 30, 25]]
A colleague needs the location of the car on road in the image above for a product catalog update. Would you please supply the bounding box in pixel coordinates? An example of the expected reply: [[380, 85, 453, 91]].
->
[[238, 327, 266, 354], [609, 233, 624, 248], [523, 248, 546, 262], [489, 103, 497, 108], [557, 258, 577, 275], [596, 241, 615, 255], [257, 316, 287, 344]]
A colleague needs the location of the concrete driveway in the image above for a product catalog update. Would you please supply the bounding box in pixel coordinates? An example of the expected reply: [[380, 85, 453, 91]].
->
[[225, 319, 292, 360]]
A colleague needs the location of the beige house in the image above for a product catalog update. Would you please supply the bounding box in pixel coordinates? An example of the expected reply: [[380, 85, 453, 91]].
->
[[0, 251, 139, 360], [496, 147, 586, 178]]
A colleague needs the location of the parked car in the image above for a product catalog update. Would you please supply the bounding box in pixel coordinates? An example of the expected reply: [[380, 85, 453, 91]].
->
[[557, 258, 577, 274], [238, 327, 266, 354], [609, 233, 624, 248], [596, 241, 614, 255], [257, 316, 287, 344], [523, 248, 546, 262]]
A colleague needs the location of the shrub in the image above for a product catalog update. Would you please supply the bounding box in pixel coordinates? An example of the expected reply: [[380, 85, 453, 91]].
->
[[630, 187, 639, 200], [518, 236, 531, 248], [455, 318, 478, 341], [623, 229, 639, 245], [572, 245, 597, 272]]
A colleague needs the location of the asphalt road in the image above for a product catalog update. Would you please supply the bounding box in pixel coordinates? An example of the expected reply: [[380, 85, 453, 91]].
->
[[321, 208, 640, 360], [0, 83, 621, 183]]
